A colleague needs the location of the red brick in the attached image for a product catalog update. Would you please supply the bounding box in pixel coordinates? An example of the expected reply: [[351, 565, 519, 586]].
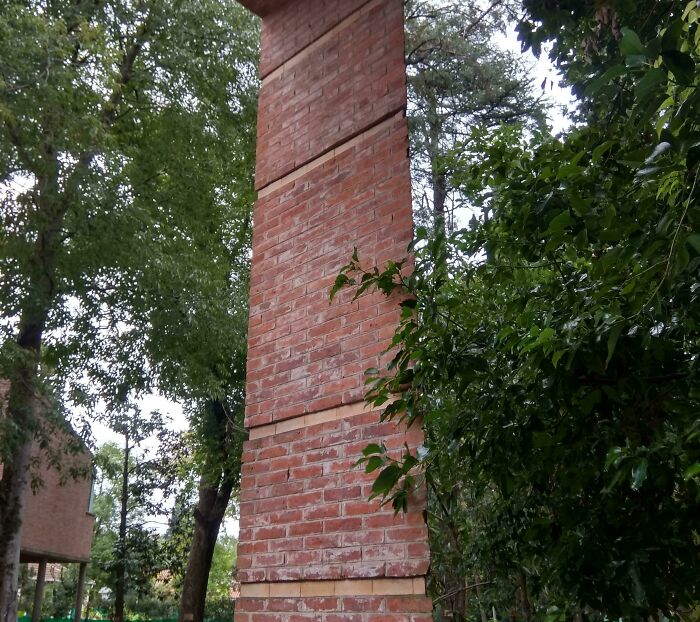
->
[[385, 559, 431, 577], [254, 526, 286, 540], [300, 597, 340, 612], [288, 520, 324, 536], [324, 485, 361, 502], [287, 490, 323, 509], [386, 596, 433, 613], [324, 517, 362, 532], [235, 0, 430, 618]]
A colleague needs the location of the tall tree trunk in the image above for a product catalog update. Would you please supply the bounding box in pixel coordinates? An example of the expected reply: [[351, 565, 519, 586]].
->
[[0, 423, 33, 622], [0, 156, 63, 622], [177, 476, 233, 622], [114, 434, 130, 622], [426, 93, 448, 235], [0, 327, 49, 622], [432, 168, 448, 226], [516, 572, 532, 622]]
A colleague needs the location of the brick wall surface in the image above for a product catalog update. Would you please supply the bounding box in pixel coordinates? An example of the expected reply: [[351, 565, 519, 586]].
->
[[237, 409, 429, 583], [236, 594, 433, 622], [0, 380, 94, 563], [233, 0, 432, 618], [255, 0, 406, 189], [20, 440, 94, 562], [259, 0, 370, 78], [246, 115, 412, 428]]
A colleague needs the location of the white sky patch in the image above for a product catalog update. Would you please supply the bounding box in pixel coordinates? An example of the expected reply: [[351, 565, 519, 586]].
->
[[90, 393, 187, 447], [495, 24, 576, 134]]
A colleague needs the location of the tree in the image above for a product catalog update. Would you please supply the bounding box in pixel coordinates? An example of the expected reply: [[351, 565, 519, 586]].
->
[[107, 410, 179, 622], [0, 1, 259, 619], [404, 0, 544, 231], [89, 431, 181, 622], [334, 0, 700, 618], [177, 396, 245, 622]]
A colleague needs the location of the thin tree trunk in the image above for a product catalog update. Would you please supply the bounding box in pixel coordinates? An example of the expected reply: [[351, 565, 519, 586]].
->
[[177, 476, 233, 622], [517, 572, 532, 621], [474, 576, 488, 622], [426, 95, 448, 235], [179, 399, 238, 622], [432, 169, 448, 226], [0, 436, 33, 622], [114, 435, 130, 622]]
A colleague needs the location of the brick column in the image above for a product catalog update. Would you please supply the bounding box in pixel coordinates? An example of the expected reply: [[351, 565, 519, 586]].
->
[[234, 1, 432, 620]]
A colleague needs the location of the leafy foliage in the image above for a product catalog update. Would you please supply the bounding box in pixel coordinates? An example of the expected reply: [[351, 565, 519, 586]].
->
[[0, 1, 257, 616], [335, 0, 700, 618], [0, 0, 258, 439]]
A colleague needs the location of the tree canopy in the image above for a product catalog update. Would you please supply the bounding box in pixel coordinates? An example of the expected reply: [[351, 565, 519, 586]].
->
[[405, 0, 545, 231], [0, 1, 258, 619]]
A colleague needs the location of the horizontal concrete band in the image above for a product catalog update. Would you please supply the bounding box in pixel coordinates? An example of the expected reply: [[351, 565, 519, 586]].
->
[[256, 109, 404, 199], [260, 0, 377, 82], [239, 577, 425, 598], [248, 398, 395, 440]]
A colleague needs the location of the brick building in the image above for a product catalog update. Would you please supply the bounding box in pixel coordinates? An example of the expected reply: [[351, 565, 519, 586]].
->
[[1, 379, 95, 622]]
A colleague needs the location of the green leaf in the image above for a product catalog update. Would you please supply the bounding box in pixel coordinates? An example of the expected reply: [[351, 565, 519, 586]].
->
[[585, 64, 627, 96], [634, 68, 666, 102], [592, 140, 617, 162], [580, 389, 602, 415], [687, 233, 700, 255], [330, 273, 350, 300], [362, 443, 383, 456], [661, 19, 684, 52], [401, 453, 419, 473], [606, 323, 624, 366], [662, 50, 695, 85], [645, 141, 672, 164], [532, 431, 554, 448], [684, 463, 700, 480], [552, 349, 566, 367], [687, 145, 700, 170], [547, 210, 572, 234], [364, 455, 383, 473], [371, 464, 401, 496], [631, 459, 648, 490], [620, 27, 646, 56]]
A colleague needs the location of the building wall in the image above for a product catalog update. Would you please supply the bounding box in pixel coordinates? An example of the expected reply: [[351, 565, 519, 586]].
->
[[233, 0, 432, 620], [1, 380, 95, 563], [20, 434, 95, 563]]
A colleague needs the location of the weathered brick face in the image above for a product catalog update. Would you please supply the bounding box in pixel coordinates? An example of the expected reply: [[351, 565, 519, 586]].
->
[[255, 0, 406, 189], [236, 594, 433, 622], [20, 441, 94, 562], [233, 0, 431, 618], [237, 409, 429, 583], [259, 0, 369, 78], [0, 380, 94, 563], [246, 117, 412, 428]]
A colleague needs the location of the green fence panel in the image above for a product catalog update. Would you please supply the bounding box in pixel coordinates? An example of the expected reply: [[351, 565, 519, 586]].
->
[[20, 618, 231, 622]]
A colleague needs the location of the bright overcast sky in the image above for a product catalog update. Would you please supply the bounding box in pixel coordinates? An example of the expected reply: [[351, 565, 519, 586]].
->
[[497, 24, 576, 134]]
